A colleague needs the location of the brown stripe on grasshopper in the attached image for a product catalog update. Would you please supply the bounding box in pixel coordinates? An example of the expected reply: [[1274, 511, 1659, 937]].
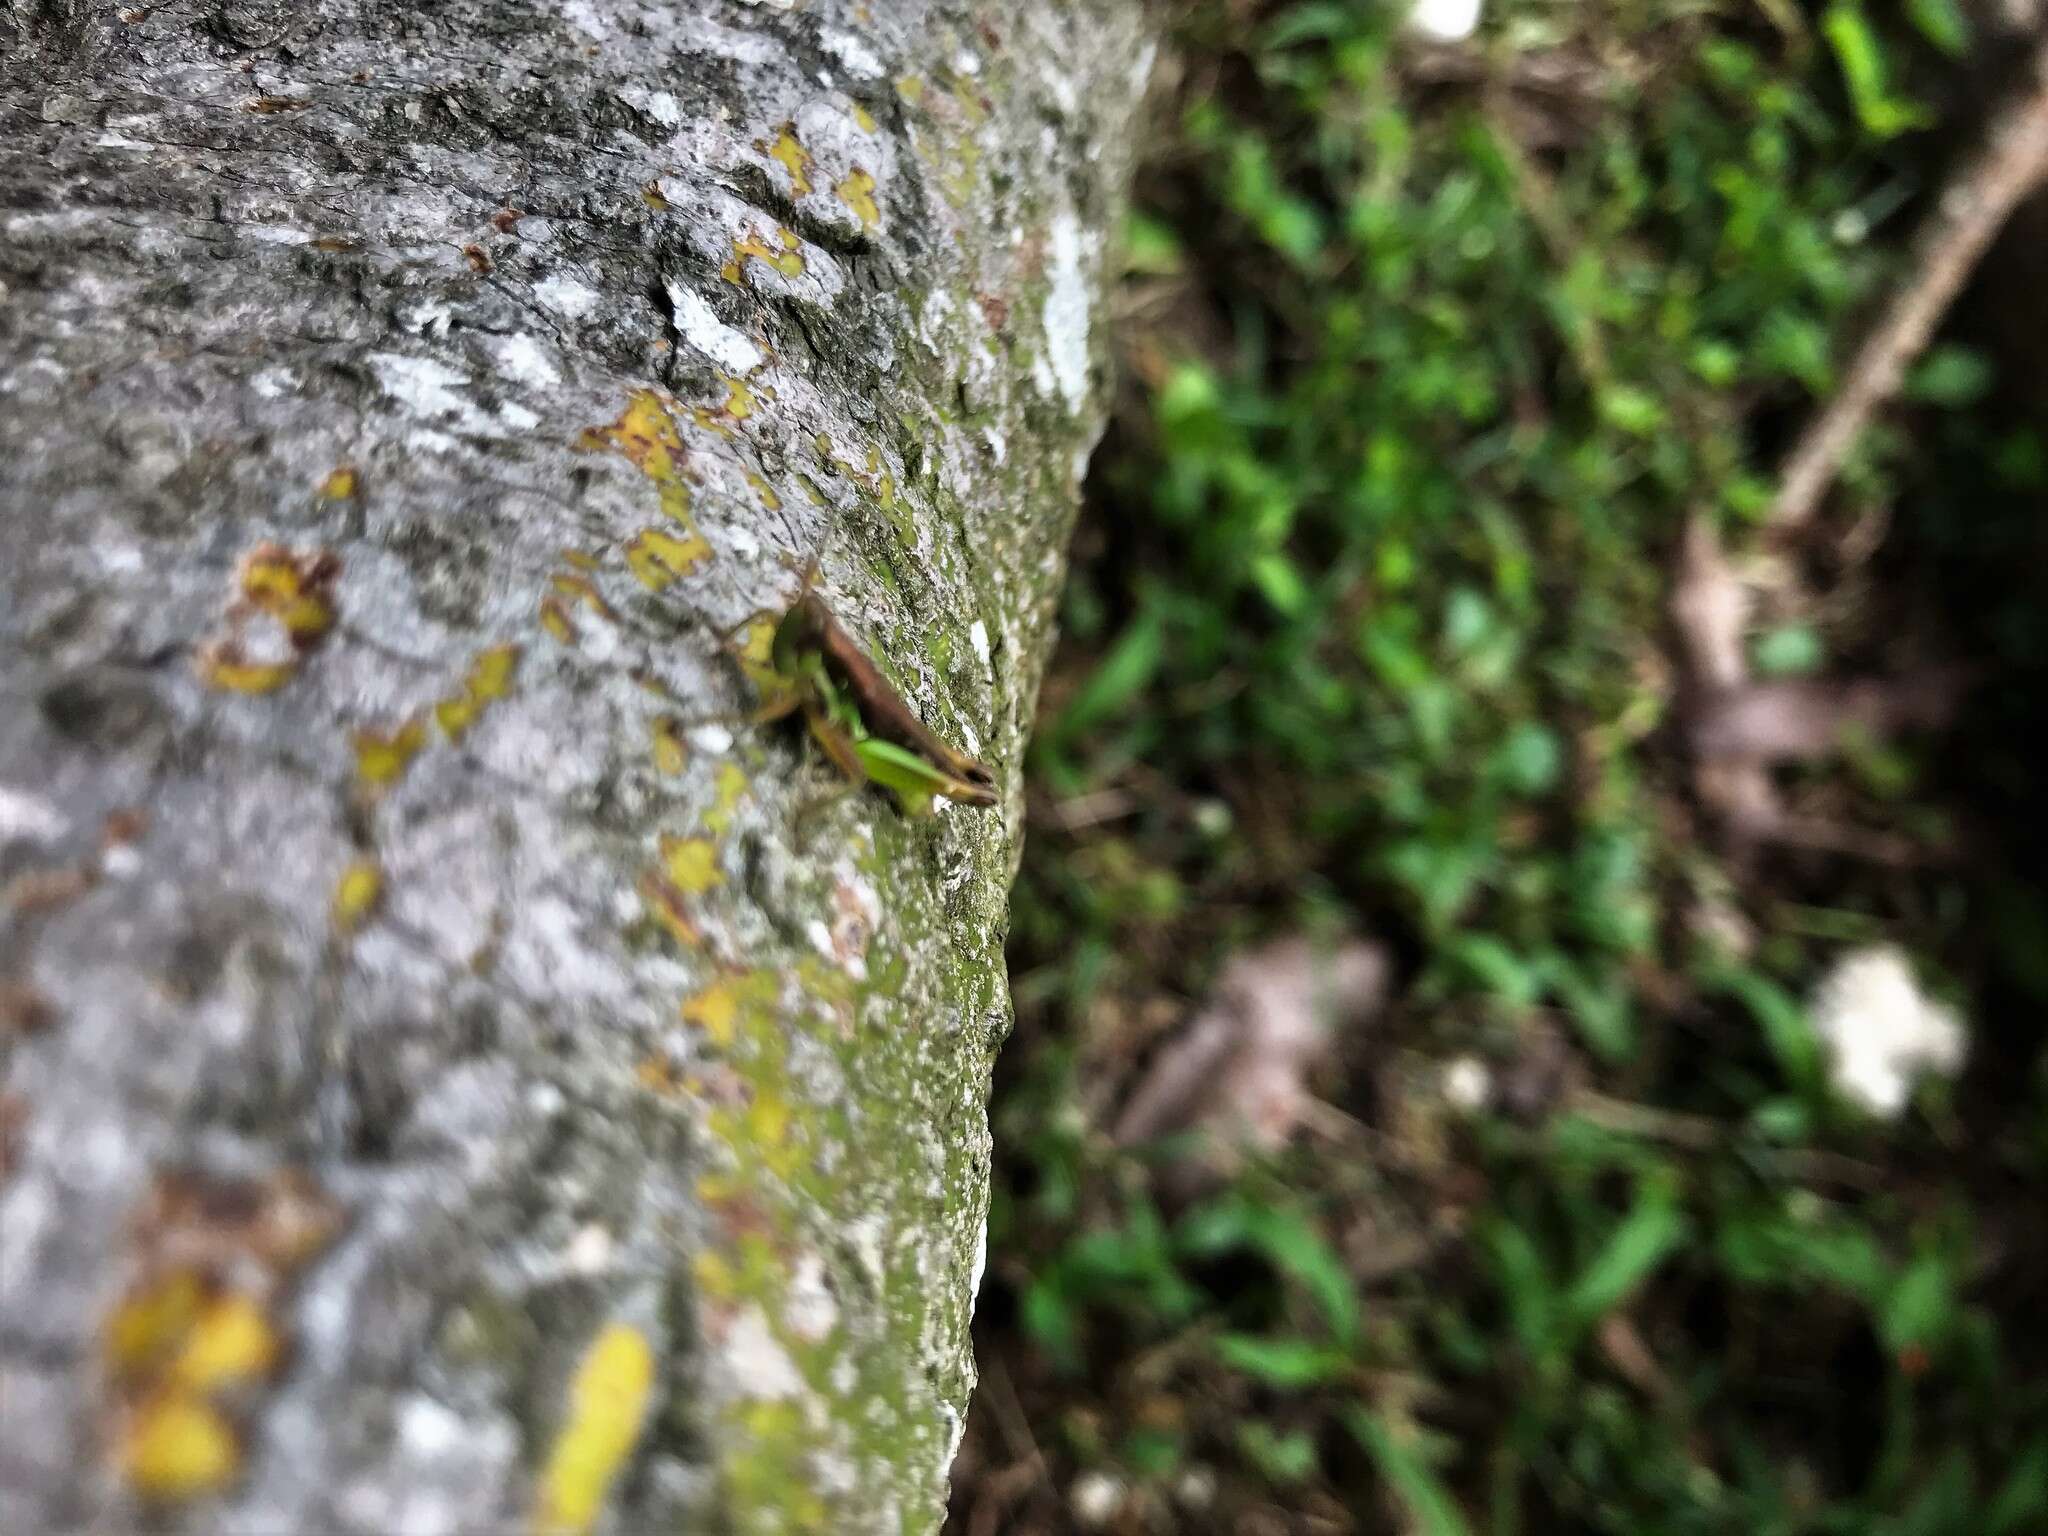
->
[[775, 591, 997, 799]]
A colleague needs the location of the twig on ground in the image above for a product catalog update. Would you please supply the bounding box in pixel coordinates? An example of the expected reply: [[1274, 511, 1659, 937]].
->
[[1572, 1089, 1885, 1190], [1770, 35, 2048, 535]]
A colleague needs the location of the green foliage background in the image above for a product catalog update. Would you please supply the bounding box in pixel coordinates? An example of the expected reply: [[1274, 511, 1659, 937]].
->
[[961, 2, 2048, 1532]]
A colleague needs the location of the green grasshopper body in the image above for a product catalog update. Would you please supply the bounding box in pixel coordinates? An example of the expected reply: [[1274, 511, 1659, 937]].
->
[[737, 574, 997, 817]]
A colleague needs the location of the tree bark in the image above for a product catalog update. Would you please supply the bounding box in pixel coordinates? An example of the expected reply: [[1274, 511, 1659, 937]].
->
[[0, 1, 1150, 1530]]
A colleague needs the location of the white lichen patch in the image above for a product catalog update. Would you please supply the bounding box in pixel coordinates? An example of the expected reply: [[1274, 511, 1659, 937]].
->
[[1130, 39, 1160, 95], [968, 620, 991, 670], [732, 515, 773, 558], [967, 1217, 988, 1314], [1029, 348, 1056, 400], [688, 723, 735, 755], [0, 784, 69, 843], [533, 273, 600, 320], [783, 1251, 840, 1342], [723, 1305, 805, 1399], [563, 1224, 615, 1276], [559, 0, 608, 38], [488, 332, 561, 390], [846, 1213, 887, 1288], [667, 282, 764, 374], [368, 352, 492, 434], [334, 1393, 519, 1536], [821, 29, 886, 79]]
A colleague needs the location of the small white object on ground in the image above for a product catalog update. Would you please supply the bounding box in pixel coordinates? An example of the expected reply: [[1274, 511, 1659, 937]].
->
[[1408, 0, 1483, 42], [1442, 1054, 1493, 1112], [1808, 945, 1966, 1117], [1070, 1470, 1125, 1529]]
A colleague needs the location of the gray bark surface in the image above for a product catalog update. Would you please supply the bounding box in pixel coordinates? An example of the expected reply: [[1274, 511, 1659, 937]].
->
[[0, 1, 1150, 1530]]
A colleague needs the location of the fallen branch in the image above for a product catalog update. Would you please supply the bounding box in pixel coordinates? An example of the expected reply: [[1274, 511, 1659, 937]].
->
[[1669, 516, 1961, 866], [1770, 33, 2048, 535]]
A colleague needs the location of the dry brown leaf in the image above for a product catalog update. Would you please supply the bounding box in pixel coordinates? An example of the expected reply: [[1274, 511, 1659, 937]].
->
[[1112, 936, 1388, 1170]]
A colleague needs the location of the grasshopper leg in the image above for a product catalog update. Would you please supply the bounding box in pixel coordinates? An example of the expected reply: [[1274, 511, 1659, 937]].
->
[[804, 706, 868, 784]]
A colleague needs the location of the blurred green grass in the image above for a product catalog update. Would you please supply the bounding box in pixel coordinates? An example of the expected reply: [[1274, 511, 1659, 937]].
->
[[960, 2, 2048, 1533]]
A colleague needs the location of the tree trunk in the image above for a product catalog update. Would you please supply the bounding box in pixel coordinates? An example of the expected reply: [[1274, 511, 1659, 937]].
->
[[0, 1, 1150, 1530]]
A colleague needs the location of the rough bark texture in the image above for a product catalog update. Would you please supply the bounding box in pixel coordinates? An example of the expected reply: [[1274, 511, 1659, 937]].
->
[[0, 1, 1150, 1530]]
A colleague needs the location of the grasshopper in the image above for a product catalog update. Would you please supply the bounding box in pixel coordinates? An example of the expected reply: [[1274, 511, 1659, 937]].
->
[[727, 563, 997, 817]]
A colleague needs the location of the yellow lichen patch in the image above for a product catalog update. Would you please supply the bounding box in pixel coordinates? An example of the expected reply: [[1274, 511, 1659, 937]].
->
[[106, 1165, 343, 1482], [767, 123, 813, 197], [737, 615, 779, 670], [106, 1270, 208, 1379], [949, 73, 990, 125], [625, 527, 711, 591], [103, 1168, 338, 1507], [331, 859, 383, 935], [195, 648, 296, 694], [238, 543, 339, 648], [727, 227, 804, 282], [835, 168, 880, 230], [550, 572, 619, 623], [123, 1394, 239, 1501], [703, 761, 750, 835], [531, 1323, 656, 1536], [316, 466, 359, 501], [682, 989, 739, 1050], [720, 376, 758, 421], [579, 391, 706, 542], [468, 645, 519, 701], [539, 596, 578, 645], [743, 1089, 799, 1179], [680, 970, 777, 1050], [168, 1293, 280, 1393], [796, 474, 828, 506], [196, 542, 343, 693], [693, 1247, 736, 1298], [938, 131, 984, 209], [659, 834, 723, 894], [560, 549, 602, 572], [640, 179, 670, 210], [694, 1169, 745, 1207], [851, 101, 878, 133], [635, 1056, 686, 1097], [639, 871, 702, 949], [437, 644, 522, 741], [353, 716, 426, 788], [579, 389, 685, 479], [894, 75, 925, 105], [650, 717, 688, 776]]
